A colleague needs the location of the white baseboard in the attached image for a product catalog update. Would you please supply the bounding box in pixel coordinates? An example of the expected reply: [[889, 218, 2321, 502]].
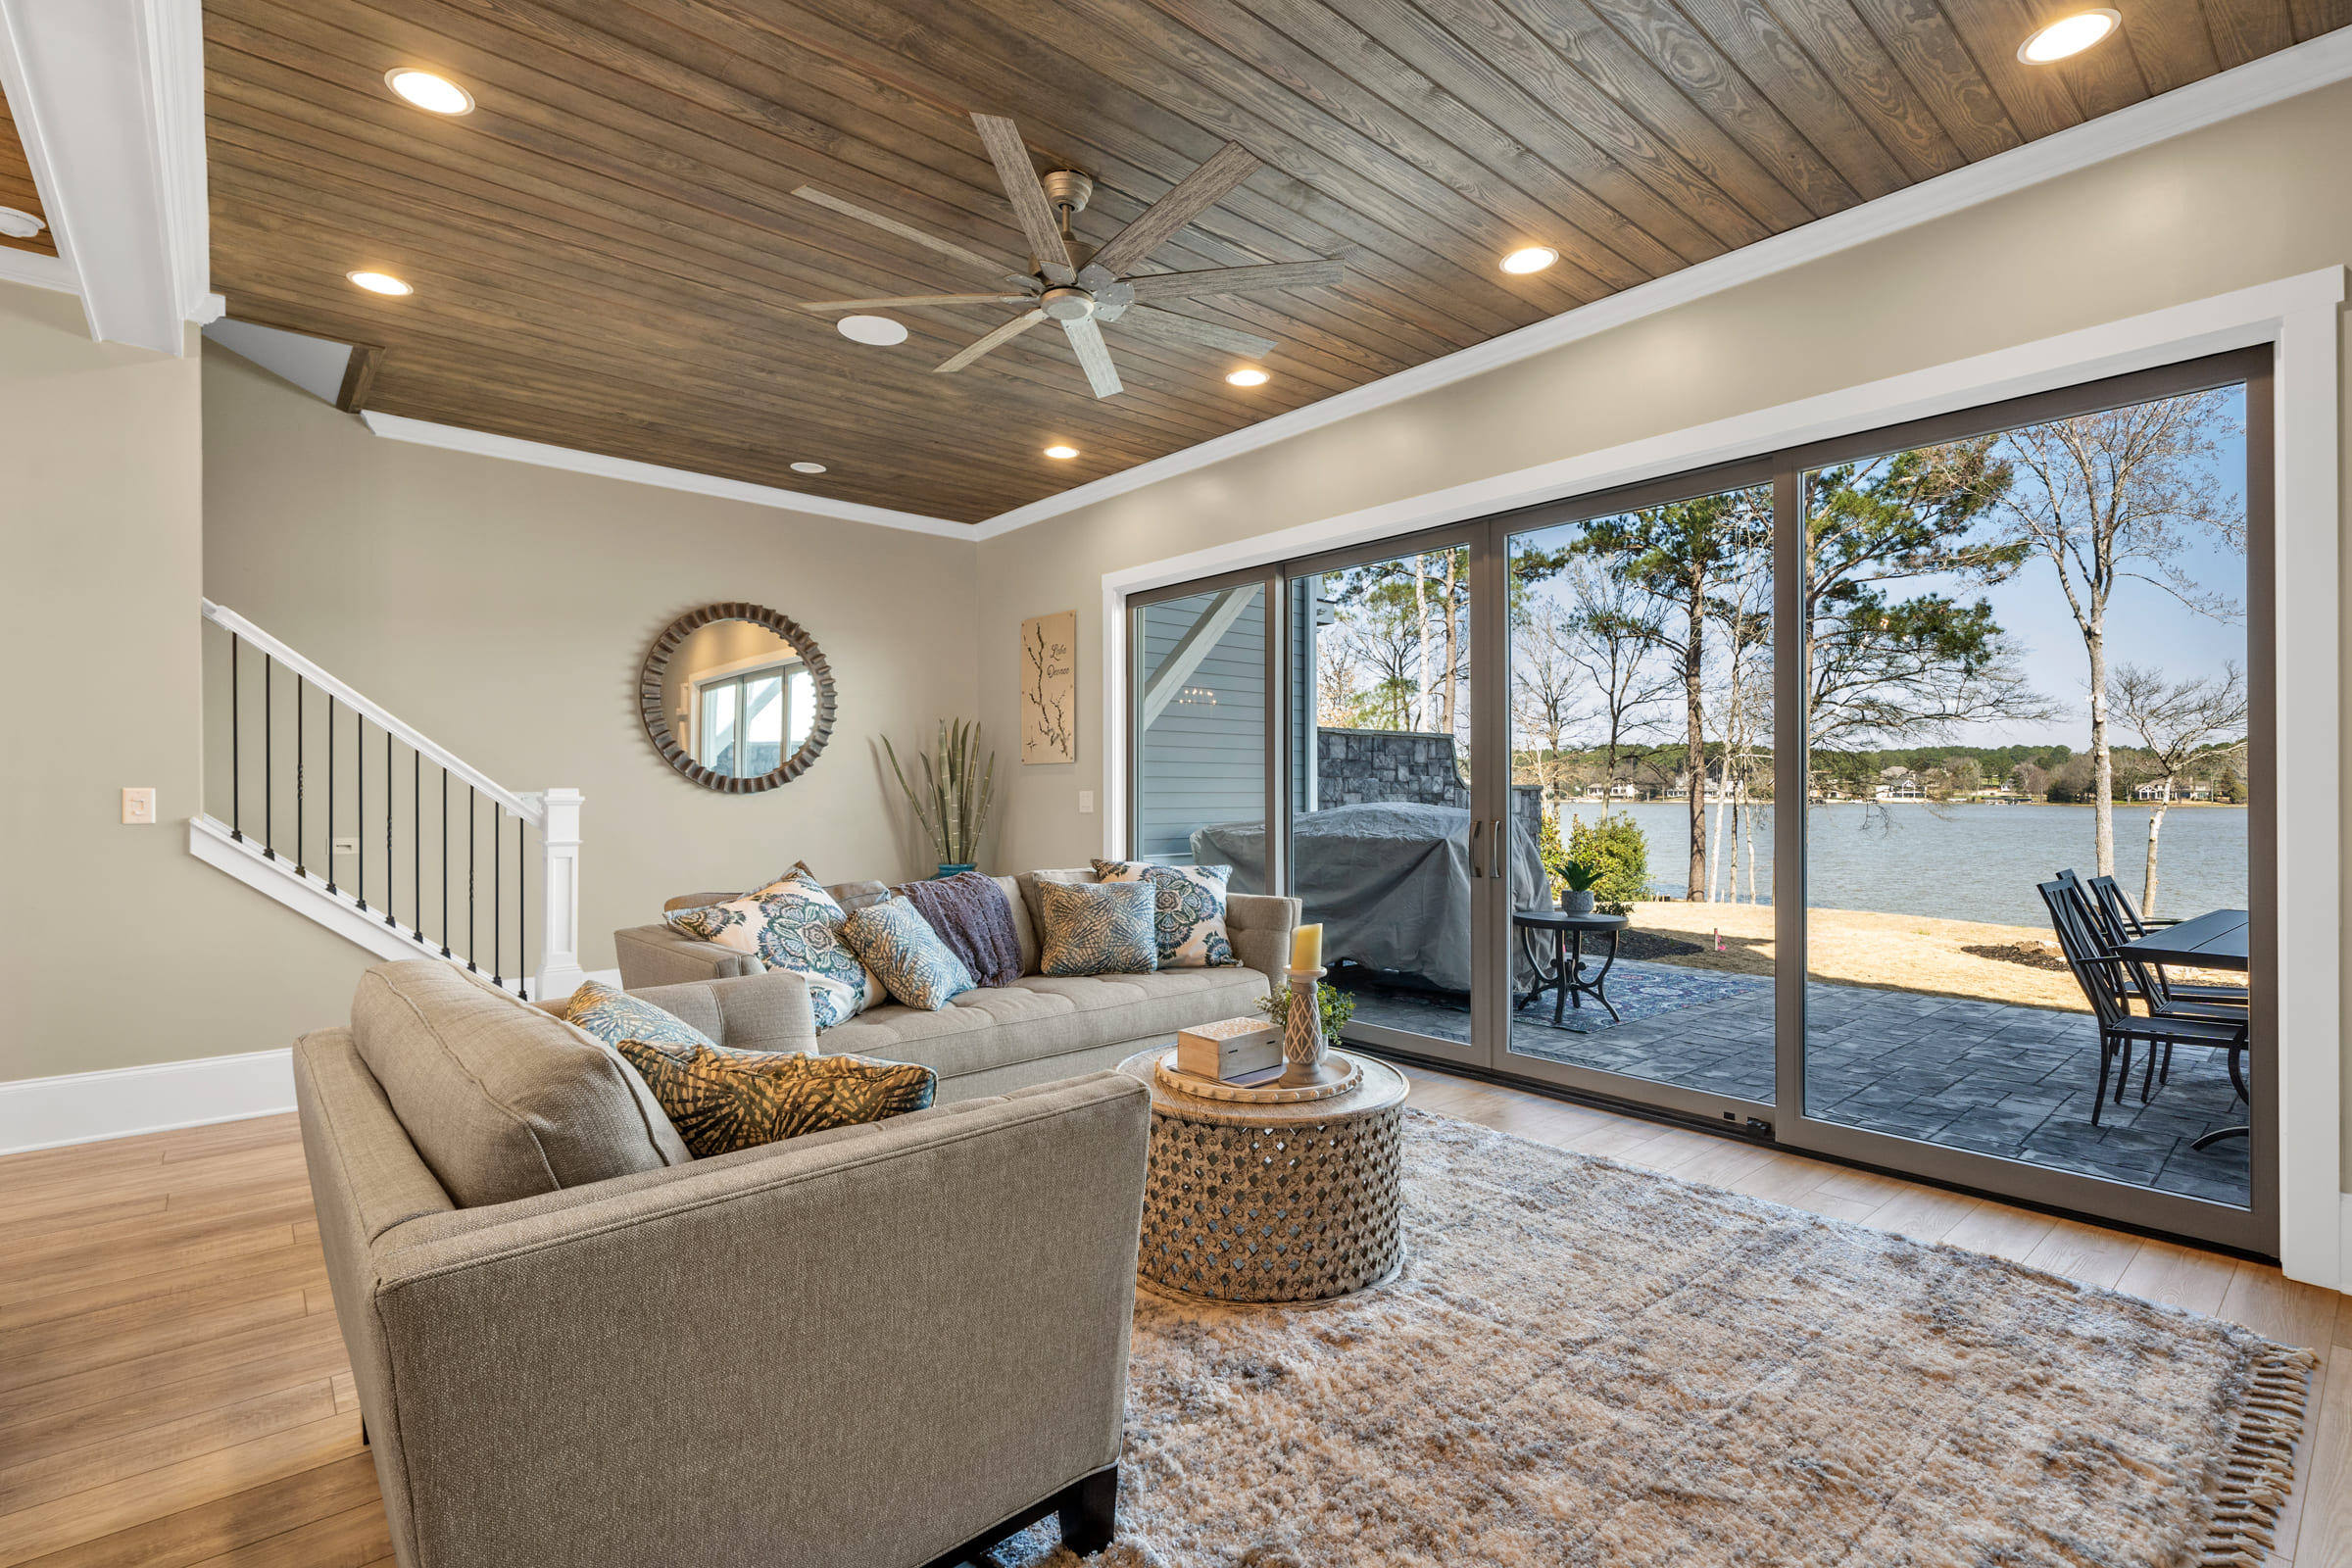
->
[[0, 1049, 295, 1155]]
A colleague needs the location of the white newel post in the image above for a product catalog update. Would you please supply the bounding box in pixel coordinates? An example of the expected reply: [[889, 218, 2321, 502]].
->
[[536, 788, 586, 1002]]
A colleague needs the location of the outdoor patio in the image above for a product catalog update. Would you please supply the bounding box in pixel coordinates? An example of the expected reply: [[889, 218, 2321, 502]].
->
[[1342, 960, 2250, 1207]]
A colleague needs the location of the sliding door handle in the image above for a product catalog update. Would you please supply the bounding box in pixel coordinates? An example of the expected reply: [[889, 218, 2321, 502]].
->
[[1470, 817, 1486, 878], [1494, 819, 1508, 879]]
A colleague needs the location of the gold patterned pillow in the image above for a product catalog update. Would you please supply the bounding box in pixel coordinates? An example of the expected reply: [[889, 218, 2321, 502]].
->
[[615, 1041, 935, 1157]]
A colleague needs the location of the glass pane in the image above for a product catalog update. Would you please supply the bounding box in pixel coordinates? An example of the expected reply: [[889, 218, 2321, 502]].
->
[[1134, 584, 1267, 868], [1802, 385, 2251, 1209], [1500, 486, 1776, 1099], [702, 678, 738, 776], [788, 669, 815, 750], [1292, 546, 1484, 1049], [742, 673, 784, 777]]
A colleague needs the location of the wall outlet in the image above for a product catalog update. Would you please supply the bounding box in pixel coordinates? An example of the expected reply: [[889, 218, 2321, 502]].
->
[[1078, 790, 1095, 814], [121, 787, 156, 825], [332, 837, 360, 858]]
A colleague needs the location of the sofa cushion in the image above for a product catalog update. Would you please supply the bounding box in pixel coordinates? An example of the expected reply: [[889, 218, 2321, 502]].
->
[[1038, 879, 1158, 977], [614, 1041, 935, 1156], [350, 962, 691, 1207], [994, 875, 1041, 976], [562, 978, 715, 1051], [814, 965, 1272, 1082], [1013, 866, 1098, 938]]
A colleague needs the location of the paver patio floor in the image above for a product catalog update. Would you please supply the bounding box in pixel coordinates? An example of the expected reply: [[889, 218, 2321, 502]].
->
[[1340, 959, 2250, 1207]]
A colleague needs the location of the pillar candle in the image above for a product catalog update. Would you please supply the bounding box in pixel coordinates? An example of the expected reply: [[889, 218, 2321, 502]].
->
[[1290, 922, 1323, 971]]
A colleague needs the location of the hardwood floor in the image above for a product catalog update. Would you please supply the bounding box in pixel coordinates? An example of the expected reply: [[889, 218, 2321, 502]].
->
[[4, 1076, 2349, 1564]]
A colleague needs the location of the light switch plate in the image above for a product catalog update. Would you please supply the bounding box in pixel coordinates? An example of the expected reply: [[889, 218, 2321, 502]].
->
[[1078, 790, 1095, 814], [122, 787, 156, 824]]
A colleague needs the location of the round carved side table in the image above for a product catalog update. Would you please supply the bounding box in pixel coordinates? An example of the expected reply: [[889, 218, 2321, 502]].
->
[[1118, 1047, 1409, 1305]]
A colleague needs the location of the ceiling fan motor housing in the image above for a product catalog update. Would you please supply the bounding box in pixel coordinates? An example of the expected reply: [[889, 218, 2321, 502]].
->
[[1041, 169, 1094, 215], [1040, 284, 1097, 321]]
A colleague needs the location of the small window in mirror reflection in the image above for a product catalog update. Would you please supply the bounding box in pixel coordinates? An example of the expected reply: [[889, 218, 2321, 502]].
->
[[695, 662, 814, 778]]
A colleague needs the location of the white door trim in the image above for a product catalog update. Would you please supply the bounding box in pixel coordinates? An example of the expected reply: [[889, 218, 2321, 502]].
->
[[1102, 267, 2346, 1283]]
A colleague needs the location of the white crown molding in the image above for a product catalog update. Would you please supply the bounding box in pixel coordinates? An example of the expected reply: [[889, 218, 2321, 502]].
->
[[0, 1048, 293, 1155], [0, 0, 212, 351], [0, 244, 74, 294], [972, 27, 2352, 539], [359, 412, 976, 539]]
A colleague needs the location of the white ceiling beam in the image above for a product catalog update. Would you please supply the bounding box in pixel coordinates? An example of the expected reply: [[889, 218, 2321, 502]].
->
[[0, 0, 219, 354]]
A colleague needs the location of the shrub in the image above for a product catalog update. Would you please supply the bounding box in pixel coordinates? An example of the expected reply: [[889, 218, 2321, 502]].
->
[[1567, 813, 1651, 914]]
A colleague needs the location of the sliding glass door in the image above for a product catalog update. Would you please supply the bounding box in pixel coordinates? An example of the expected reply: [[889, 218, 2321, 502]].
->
[[1125, 347, 2274, 1255]]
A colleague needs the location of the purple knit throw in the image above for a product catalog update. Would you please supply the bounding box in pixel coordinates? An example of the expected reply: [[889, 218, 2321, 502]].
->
[[893, 871, 1023, 989]]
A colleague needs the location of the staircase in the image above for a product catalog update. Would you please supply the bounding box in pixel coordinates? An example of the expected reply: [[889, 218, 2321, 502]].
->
[[191, 600, 584, 1000]]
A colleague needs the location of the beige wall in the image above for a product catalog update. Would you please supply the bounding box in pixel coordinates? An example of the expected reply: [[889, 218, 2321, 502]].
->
[[0, 286, 362, 1082], [202, 348, 982, 982], [976, 78, 2352, 873]]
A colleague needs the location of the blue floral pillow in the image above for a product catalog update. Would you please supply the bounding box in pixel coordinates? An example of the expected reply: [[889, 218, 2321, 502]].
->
[[662, 877, 881, 1031], [842, 897, 977, 1011], [1038, 879, 1158, 977], [1092, 859, 1239, 968], [562, 977, 715, 1050]]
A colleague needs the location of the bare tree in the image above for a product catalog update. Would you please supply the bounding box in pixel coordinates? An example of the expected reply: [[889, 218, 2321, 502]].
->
[[1994, 391, 2243, 875], [2112, 662, 2248, 916], [1511, 598, 1591, 809], [1552, 562, 1677, 817]]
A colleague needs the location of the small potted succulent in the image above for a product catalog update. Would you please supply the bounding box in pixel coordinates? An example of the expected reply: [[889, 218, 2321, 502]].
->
[[1556, 859, 1600, 915]]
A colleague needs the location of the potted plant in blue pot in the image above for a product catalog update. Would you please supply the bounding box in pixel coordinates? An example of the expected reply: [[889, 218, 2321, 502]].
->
[[884, 719, 995, 878]]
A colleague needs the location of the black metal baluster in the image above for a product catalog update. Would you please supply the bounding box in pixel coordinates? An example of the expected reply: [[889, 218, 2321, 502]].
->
[[414, 750, 425, 945], [230, 634, 243, 842], [440, 771, 451, 958], [295, 679, 307, 876], [355, 715, 367, 910], [466, 785, 477, 972], [493, 808, 503, 989], [385, 731, 398, 927], [264, 655, 275, 860], [323, 695, 337, 893]]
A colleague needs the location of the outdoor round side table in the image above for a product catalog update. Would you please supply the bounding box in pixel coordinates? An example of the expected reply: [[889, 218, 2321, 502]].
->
[[1117, 1047, 1409, 1305], [1513, 908, 1630, 1025]]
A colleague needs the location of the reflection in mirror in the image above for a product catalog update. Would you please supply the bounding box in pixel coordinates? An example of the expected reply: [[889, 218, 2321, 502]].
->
[[661, 619, 817, 780]]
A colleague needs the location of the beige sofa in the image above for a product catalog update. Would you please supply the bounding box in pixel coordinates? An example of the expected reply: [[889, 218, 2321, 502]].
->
[[296, 960, 1149, 1568], [612, 869, 1300, 1102]]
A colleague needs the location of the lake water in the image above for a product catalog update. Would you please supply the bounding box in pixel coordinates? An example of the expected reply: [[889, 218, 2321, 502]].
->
[[1560, 801, 2249, 929]]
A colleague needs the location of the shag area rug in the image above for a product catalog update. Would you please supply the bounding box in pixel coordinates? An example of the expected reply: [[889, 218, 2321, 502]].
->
[[991, 1109, 2311, 1568]]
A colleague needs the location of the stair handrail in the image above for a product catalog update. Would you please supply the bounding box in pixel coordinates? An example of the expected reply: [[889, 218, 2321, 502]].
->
[[200, 598, 544, 826]]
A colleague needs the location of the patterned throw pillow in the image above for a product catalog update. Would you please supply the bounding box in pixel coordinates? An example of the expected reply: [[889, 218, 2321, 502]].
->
[[1037, 878, 1158, 977], [1091, 859, 1240, 968], [842, 897, 976, 1011], [563, 978, 714, 1050], [616, 1041, 935, 1157], [662, 860, 815, 941], [662, 876, 882, 1031]]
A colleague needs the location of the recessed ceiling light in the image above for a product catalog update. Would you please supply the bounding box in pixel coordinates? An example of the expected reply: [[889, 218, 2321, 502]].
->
[[790, 461, 827, 474], [837, 315, 907, 346], [1226, 367, 1270, 387], [0, 206, 44, 239], [385, 69, 474, 115], [1043, 445, 1079, 460], [347, 270, 412, 296], [1500, 246, 1558, 275], [2019, 9, 2119, 61]]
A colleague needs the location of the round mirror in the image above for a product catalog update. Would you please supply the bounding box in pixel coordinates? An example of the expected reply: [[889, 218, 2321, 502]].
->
[[639, 603, 835, 793]]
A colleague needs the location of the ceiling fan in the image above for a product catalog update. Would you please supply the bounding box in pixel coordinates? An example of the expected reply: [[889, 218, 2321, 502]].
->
[[791, 113, 1344, 399]]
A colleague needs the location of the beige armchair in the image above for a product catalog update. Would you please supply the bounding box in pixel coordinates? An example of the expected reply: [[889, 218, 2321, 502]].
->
[[296, 961, 1149, 1568]]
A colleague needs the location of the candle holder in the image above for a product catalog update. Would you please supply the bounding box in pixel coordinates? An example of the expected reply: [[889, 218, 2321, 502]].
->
[[1280, 965, 1350, 1089]]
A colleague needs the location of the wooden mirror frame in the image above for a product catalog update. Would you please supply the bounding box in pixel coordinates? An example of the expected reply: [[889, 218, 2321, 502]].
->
[[638, 602, 837, 794]]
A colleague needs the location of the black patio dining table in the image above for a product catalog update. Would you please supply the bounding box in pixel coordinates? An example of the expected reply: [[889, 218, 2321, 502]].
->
[[2117, 908, 2249, 1146]]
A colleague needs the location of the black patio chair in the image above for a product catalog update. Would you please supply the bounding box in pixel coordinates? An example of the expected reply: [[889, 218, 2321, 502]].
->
[[2087, 874, 2248, 1009], [2037, 878, 2247, 1126]]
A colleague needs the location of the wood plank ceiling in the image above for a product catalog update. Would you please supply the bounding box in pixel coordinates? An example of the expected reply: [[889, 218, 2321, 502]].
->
[[201, 0, 2347, 524], [0, 85, 58, 258]]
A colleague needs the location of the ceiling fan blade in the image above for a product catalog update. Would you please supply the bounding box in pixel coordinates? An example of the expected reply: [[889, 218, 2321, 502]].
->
[[1125, 261, 1343, 301], [1112, 305, 1276, 360], [970, 114, 1075, 285], [802, 293, 1033, 310], [1063, 316, 1124, 399], [936, 308, 1048, 373], [792, 186, 1008, 282], [1091, 142, 1260, 276]]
